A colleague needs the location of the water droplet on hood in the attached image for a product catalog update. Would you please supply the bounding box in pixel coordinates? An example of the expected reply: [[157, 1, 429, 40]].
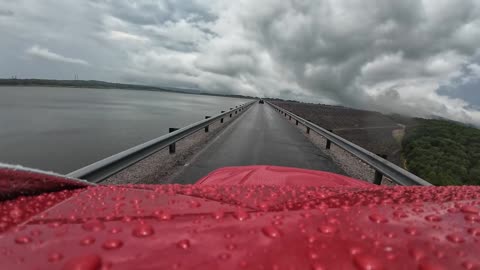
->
[[234, 210, 250, 221], [14, 236, 32, 244], [63, 254, 102, 270], [418, 260, 445, 270], [353, 253, 384, 270], [177, 239, 191, 250], [318, 224, 338, 234], [425, 215, 442, 222], [262, 225, 282, 238], [132, 224, 154, 238], [218, 252, 231, 260], [461, 206, 479, 214], [80, 236, 96, 246], [102, 239, 123, 250], [368, 214, 388, 224], [446, 233, 465, 244], [48, 252, 63, 262], [467, 227, 480, 236], [82, 220, 105, 232]]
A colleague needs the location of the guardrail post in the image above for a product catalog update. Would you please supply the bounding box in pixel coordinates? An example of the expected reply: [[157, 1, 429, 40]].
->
[[373, 154, 388, 185], [307, 127, 310, 134], [230, 108, 233, 117], [221, 111, 225, 123], [374, 171, 383, 185], [169, 128, 179, 154], [205, 116, 211, 132], [296, 120, 299, 125], [326, 129, 333, 149], [289, 115, 292, 120]]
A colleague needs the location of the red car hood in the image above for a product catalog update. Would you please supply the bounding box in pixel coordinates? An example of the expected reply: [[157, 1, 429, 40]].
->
[[0, 165, 479, 270]]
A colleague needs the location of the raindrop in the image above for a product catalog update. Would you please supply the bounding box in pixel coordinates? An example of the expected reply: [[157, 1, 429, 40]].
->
[[48, 252, 63, 262], [353, 253, 384, 270], [132, 224, 154, 238], [318, 224, 338, 234], [14, 236, 32, 244], [408, 248, 424, 261], [460, 206, 479, 215], [384, 232, 396, 239], [109, 227, 122, 234], [157, 212, 173, 221], [462, 261, 478, 270], [234, 210, 250, 221], [349, 247, 362, 255], [404, 227, 419, 236], [62, 254, 102, 270], [80, 236, 96, 246], [418, 260, 445, 270], [177, 239, 191, 250], [30, 229, 42, 237], [467, 227, 480, 236], [262, 226, 282, 238], [434, 250, 445, 259], [273, 220, 283, 226], [218, 253, 231, 260], [368, 214, 388, 224], [82, 220, 105, 232], [309, 251, 319, 259], [226, 243, 237, 251], [425, 215, 442, 222], [446, 233, 465, 244], [9, 208, 23, 219], [307, 235, 317, 244], [311, 262, 326, 270], [189, 200, 201, 208], [240, 260, 248, 268], [212, 210, 225, 220], [102, 239, 124, 250], [393, 211, 408, 218], [464, 214, 480, 222]]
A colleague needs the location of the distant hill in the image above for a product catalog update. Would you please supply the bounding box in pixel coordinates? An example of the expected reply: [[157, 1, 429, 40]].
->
[[0, 78, 256, 100], [0, 78, 180, 92]]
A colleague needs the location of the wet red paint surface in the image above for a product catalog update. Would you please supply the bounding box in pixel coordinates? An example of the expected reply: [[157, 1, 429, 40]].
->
[[0, 166, 480, 269]]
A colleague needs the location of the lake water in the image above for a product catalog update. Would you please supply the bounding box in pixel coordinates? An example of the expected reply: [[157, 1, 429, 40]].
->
[[0, 87, 250, 174]]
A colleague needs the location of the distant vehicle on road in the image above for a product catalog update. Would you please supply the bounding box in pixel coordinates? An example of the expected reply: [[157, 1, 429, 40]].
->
[[259, 99, 264, 104]]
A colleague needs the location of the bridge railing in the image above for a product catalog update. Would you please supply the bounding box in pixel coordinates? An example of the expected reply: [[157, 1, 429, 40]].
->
[[267, 101, 431, 186], [68, 100, 256, 183]]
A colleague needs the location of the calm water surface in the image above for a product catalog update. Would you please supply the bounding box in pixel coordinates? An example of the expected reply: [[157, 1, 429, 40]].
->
[[0, 87, 250, 173]]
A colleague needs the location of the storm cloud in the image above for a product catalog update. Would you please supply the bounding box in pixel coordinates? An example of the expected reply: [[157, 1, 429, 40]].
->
[[1, 0, 480, 125]]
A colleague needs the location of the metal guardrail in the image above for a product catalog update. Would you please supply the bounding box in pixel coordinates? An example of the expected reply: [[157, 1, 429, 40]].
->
[[68, 101, 256, 183], [267, 101, 432, 186]]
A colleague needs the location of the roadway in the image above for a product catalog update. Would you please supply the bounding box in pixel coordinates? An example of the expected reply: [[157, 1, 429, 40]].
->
[[173, 102, 343, 184]]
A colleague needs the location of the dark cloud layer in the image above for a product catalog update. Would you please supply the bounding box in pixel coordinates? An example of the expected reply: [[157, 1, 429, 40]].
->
[[1, 0, 480, 124]]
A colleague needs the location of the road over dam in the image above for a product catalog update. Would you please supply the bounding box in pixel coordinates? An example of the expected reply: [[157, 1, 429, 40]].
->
[[173, 102, 343, 184]]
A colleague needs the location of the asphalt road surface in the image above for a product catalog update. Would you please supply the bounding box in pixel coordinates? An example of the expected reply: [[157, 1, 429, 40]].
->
[[173, 103, 343, 184]]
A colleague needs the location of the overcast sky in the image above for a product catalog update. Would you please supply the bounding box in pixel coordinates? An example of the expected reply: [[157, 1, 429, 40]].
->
[[1, 0, 480, 125]]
